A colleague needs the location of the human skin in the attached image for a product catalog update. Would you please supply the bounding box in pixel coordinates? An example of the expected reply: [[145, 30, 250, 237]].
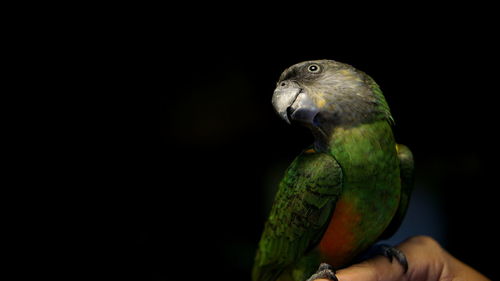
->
[[315, 236, 490, 281]]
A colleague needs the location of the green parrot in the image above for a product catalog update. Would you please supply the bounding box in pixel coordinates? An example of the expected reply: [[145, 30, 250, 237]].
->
[[252, 60, 414, 281]]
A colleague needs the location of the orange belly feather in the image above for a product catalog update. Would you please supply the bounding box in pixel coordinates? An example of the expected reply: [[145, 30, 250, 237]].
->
[[317, 198, 361, 267]]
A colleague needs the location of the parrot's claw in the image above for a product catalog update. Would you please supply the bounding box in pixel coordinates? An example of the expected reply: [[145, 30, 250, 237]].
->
[[305, 263, 338, 281], [379, 245, 408, 273]]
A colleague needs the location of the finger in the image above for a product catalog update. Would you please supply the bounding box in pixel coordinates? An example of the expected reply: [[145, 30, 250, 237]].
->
[[335, 255, 405, 281], [334, 236, 442, 281]]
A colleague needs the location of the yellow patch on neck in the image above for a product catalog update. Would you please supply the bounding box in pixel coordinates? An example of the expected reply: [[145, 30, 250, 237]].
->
[[316, 98, 327, 108], [339, 69, 352, 76], [304, 148, 316, 154], [338, 69, 362, 82]]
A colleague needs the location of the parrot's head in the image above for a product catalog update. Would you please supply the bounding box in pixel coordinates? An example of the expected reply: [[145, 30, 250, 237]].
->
[[272, 59, 393, 136]]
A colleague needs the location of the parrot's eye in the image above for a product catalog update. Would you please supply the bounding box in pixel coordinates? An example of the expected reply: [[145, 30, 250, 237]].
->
[[307, 64, 321, 73]]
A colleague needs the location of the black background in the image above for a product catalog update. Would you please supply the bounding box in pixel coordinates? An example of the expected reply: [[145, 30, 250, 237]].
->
[[132, 15, 499, 281]]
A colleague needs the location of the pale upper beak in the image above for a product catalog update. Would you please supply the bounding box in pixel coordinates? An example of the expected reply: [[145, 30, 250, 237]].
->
[[272, 80, 319, 125]]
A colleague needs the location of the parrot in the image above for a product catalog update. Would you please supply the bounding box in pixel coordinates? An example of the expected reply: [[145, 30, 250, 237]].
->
[[252, 59, 414, 281]]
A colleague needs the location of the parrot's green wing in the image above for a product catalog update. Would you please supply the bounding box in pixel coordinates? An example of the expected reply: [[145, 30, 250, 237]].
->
[[379, 144, 414, 240], [252, 150, 343, 281]]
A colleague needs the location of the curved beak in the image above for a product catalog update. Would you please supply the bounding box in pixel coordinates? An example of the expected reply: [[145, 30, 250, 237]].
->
[[272, 80, 319, 126]]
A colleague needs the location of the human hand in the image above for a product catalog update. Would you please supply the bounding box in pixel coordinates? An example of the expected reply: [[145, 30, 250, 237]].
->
[[315, 236, 490, 281]]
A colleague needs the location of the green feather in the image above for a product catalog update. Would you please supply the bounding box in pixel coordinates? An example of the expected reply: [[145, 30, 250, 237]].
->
[[252, 151, 342, 281], [365, 73, 395, 125], [379, 144, 415, 239]]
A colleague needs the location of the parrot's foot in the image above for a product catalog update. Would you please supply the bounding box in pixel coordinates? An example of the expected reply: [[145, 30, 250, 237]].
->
[[378, 244, 408, 273], [305, 263, 338, 281], [355, 243, 408, 273]]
